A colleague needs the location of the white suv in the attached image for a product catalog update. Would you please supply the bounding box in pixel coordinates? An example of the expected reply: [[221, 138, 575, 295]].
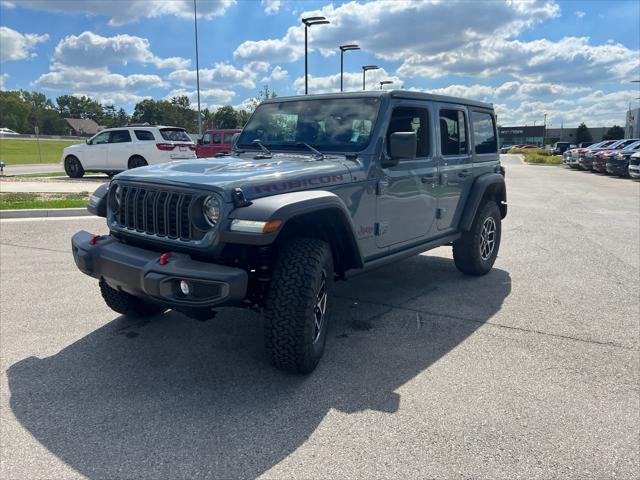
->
[[61, 125, 196, 178]]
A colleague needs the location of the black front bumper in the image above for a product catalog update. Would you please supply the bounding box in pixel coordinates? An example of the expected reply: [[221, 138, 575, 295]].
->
[[71, 231, 248, 308], [606, 161, 629, 176]]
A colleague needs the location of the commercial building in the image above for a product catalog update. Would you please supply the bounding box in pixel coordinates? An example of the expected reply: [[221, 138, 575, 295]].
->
[[498, 125, 615, 147], [625, 108, 639, 139], [497, 126, 545, 147]]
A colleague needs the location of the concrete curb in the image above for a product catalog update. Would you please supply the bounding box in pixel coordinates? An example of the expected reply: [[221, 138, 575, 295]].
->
[[0, 208, 91, 219]]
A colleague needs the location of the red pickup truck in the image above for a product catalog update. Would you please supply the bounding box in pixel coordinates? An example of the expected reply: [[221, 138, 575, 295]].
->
[[195, 129, 241, 158]]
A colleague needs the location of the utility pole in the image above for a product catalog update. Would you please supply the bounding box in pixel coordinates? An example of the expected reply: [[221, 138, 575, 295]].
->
[[302, 17, 330, 94], [339, 44, 359, 92], [194, 0, 202, 137], [361, 65, 380, 90]]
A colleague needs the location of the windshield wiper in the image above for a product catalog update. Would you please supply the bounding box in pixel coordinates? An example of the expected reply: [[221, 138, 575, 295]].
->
[[296, 142, 325, 161], [252, 139, 272, 157]]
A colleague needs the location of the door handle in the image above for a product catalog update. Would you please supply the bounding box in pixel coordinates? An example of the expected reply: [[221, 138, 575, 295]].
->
[[458, 169, 472, 178]]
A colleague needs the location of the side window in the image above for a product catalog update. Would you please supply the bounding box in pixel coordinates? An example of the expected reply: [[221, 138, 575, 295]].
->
[[202, 133, 212, 144], [439, 109, 468, 156], [472, 112, 497, 154], [89, 132, 110, 145], [134, 130, 155, 141], [223, 133, 235, 145], [212, 133, 222, 144], [386, 106, 430, 157], [109, 130, 132, 144]]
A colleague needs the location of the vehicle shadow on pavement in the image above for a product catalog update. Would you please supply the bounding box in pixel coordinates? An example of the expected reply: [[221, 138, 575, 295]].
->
[[7, 254, 511, 479]]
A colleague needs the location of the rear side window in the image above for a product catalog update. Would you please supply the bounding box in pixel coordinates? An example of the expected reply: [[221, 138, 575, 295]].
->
[[223, 133, 235, 144], [134, 130, 155, 141], [212, 133, 222, 144], [472, 112, 497, 154], [160, 128, 192, 142], [439, 109, 468, 155], [386, 106, 430, 157], [109, 130, 132, 143]]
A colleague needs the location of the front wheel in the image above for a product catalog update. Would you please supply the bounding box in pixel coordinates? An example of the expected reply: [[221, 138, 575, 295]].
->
[[64, 155, 85, 178], [128, 156, 148, 170], [264, 237, 333, 374], [453, 200, 502, 276]]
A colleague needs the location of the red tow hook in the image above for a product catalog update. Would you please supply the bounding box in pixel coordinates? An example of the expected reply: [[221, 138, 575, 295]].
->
[[159, 252, 172, 265], [89, 235, 101, 246]]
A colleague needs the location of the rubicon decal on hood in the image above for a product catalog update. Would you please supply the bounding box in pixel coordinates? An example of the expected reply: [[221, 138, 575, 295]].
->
[[253, 174, 345, 194]]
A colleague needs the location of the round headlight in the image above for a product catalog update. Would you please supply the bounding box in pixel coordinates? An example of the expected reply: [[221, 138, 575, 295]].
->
[[202, 195, 221, 227]]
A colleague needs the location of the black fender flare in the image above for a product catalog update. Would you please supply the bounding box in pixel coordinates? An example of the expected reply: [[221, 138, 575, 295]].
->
[[458, 173, 507, 231], [220, 190, 364, 268], [87, 183, 109, 217]]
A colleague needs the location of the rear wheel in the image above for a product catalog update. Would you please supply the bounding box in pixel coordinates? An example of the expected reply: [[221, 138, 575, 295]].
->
[[99, 279, 165, 317], [453, 200, 501, 276], [64, 155, 85, 178], [264, 237, 333, 373], [128, 156, 148, 170]]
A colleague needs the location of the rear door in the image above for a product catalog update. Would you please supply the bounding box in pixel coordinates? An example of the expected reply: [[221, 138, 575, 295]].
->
[[435, 105, 473, 231], [210, 132, 223, 155], [106, 129, 133, 170], [222, 132, 236, 153]]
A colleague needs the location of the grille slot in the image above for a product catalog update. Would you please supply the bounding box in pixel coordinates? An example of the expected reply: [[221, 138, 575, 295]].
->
[[114, 185, 202, 241]]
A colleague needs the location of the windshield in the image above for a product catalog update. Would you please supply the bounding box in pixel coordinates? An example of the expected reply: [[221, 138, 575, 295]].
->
[[160, 128, 192, 142], [622, 140, 640, 150], [237, 98, 381, 153]]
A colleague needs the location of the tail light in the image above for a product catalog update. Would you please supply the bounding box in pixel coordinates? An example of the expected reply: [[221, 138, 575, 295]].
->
[[189, 145, 196, 151], [156, 143, 176, 151]]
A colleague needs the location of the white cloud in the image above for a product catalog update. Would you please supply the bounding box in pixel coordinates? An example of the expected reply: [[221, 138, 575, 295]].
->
[[53, 31, 190, 69], [575, 11, 586, 19], [234, 0, 559, 64], [261, 65, 288, 83], [14, 0, 236, 26], [397, 37, 640, 84], [34, 65, 166, 93], [169, 63, 256, 89], [73, 91, 152, 107], [262, 0, 281, 15], [0, 26, 49, 62], [166, 88, 236, 110], [494, 89, 639, 127], [292, 67, 402, 94], [0, 73, 8, 89]]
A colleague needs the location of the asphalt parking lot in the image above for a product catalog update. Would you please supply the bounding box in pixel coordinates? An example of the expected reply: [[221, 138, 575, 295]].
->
[[0, 155, 638, 479]]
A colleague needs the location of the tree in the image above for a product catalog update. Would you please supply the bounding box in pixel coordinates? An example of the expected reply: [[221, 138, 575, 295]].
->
[[214, 105, 240, 129], [56, 94, 103, 121], [575, 123, 592, 144], [248, 84, 278, 112], [603, 125, 625, 140], [131, 96, 197, 131]]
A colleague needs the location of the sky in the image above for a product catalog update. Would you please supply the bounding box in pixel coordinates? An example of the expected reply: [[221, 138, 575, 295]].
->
[[0, 0, 639, 127]]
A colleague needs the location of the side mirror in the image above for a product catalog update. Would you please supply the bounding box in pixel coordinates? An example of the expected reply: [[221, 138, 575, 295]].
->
[[385, 131, 417, 166], [197, 138, 203, 145], [85, 139, 90, 145]]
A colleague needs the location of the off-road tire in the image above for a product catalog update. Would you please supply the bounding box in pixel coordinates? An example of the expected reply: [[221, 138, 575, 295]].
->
[[99, 279, 165, 317], [453, 200, 501, 276], [128, 156, 148, 170], [264, 237, 333, 374], [64, 155, 85, 178]]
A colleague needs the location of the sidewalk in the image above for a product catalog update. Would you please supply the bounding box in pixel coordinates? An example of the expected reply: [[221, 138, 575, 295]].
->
[[0, 178, 105, 193], [0, 163, 63, 176]]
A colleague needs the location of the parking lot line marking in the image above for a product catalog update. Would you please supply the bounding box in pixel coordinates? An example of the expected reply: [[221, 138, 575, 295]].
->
[[0, 216, 101, 223]]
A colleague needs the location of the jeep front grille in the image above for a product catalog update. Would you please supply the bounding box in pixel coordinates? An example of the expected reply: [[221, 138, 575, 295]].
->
[[114, 185, 204, 241]]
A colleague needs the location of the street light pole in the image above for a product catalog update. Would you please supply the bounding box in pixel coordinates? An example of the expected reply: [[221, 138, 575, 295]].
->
[[193, 0, 202, 136], [339, 44, 359, 92], [302, 17, 330, 95], [361, 65, 380, 90], [379, 80, 393, 90]]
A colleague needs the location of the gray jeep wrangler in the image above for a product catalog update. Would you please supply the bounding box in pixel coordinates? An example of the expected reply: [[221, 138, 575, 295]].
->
[[72, 90, 506, 373]]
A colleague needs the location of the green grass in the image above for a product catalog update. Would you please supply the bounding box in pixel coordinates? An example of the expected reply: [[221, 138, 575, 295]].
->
[[0, 192, 89, 210], [14, 171, 68, 178], [509, 148, 563, 165], [0, 138, 80, 165]]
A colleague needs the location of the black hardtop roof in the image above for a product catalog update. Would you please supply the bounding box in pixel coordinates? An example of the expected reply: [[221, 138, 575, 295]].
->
[[261, 89, 494, 110]]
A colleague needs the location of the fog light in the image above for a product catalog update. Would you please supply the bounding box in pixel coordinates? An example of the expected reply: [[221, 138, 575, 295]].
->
[[180, 280, 191, 296]]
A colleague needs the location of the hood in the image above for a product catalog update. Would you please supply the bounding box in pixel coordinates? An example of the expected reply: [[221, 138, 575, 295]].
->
[[65, 142, 85, 150], [114, 153, 355, 201]]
